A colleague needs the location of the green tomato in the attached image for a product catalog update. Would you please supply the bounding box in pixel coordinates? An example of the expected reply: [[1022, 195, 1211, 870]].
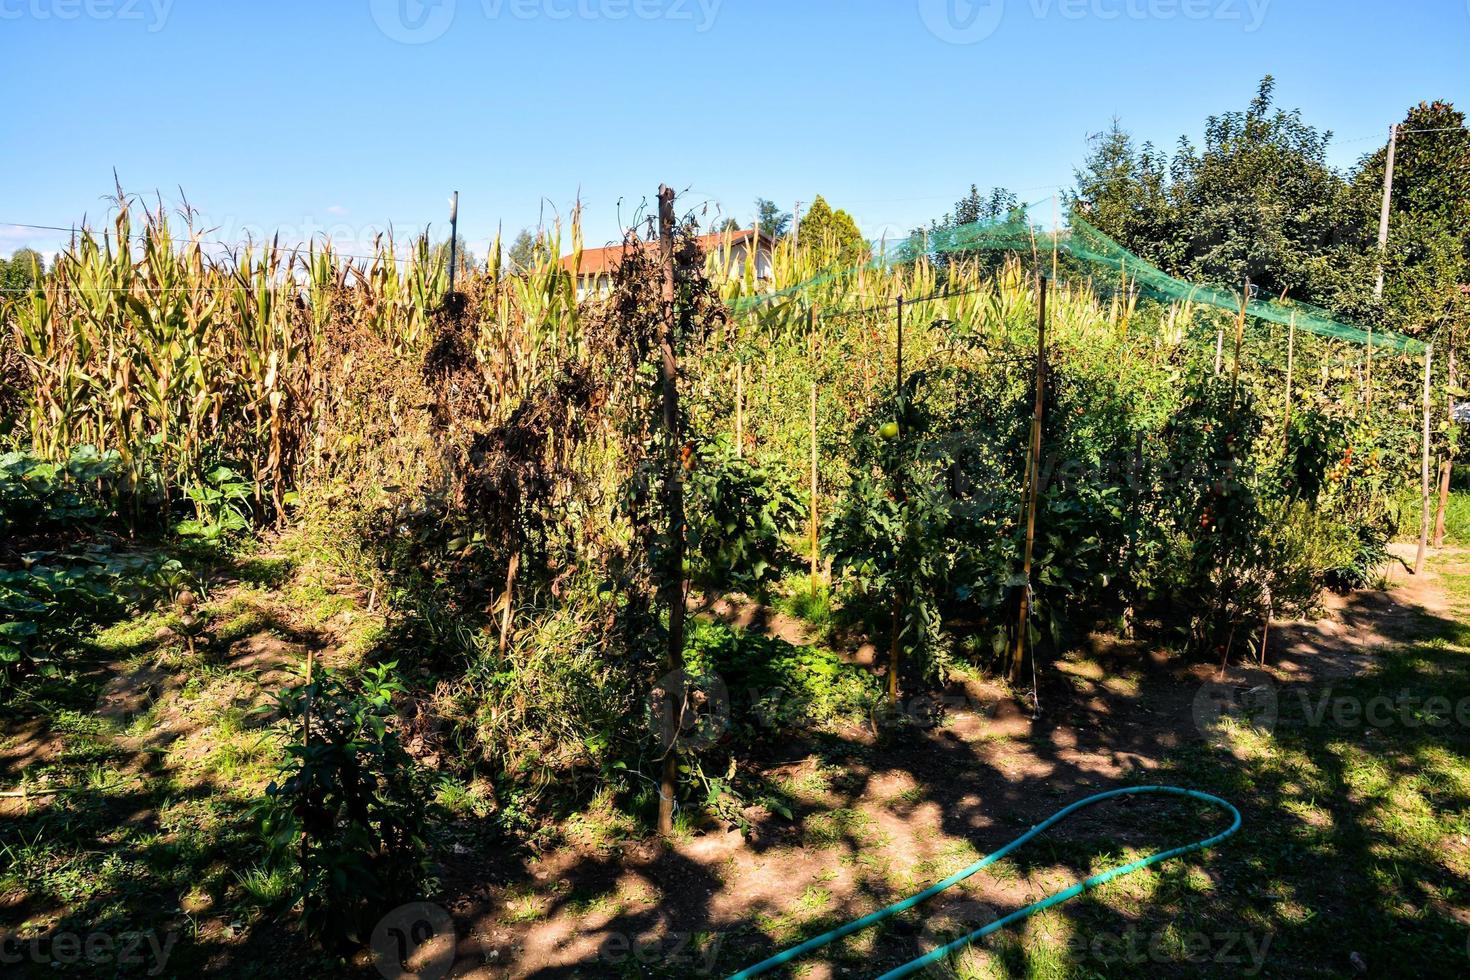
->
[[879, 422, 900, 440]]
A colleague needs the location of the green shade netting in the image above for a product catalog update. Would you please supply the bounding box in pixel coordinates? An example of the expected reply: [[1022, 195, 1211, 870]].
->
[[729, 206, 1425, 355]]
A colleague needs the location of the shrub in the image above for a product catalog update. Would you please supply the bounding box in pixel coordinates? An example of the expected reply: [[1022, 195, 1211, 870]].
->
[[259, 662, 435, 948], [686, 438, 803, 592]]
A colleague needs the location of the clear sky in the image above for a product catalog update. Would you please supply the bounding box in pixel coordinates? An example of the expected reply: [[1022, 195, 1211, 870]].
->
[[2, 0, 1467, 261]]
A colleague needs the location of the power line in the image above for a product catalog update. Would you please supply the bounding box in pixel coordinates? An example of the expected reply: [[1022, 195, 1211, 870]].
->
[[0, 218, 457, 265]]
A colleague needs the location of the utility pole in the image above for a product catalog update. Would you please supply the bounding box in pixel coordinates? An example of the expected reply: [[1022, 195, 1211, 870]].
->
[[447, 191, 460, 292], [655, 185, 685, 837], [793, 201, 803, 253], [1373, 124, 1398, 301]]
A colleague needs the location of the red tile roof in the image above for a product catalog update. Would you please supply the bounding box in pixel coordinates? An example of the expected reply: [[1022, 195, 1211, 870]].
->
[[561, 228, 772, 277]]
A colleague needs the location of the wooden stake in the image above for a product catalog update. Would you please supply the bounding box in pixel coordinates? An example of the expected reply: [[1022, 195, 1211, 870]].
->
[[1010, 277, 1048, 685], [300, 644, 315, 898], [734, 357, 744, 458], [809, 307, 820, 586], [498, 551, 520, 657], [1365, 324, 1374, 410], [1435, 340, 1456, 547], [1230, 279, 1250, 402], [1434, 457, 1451, 547], [1283, 313, 1296, 453], [1214, 326, 1223, 376], [1051, 194, 1059, 285], [1416, 343, 1434, 575], [656, 185, 685, 837], [896, 294, 905, 394], [887, 294, 906, 706]]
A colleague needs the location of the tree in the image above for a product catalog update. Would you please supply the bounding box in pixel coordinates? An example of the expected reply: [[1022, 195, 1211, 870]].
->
[[1064, 77, 1367, 310], [0, 248, 45, 292], [1068, 121, 1175, 268], [506, 228, 543, 273], [1166, 76, 1352, 304], [755, 198, 791, 239], [900, 185, 1023, 274], [431, 236, 476, 282], [797, 195, 867, 266], [1351, 101, 1470, 336]]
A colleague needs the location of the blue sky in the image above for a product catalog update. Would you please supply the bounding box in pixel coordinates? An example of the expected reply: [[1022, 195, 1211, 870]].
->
[[2, 0, 1467, 261]]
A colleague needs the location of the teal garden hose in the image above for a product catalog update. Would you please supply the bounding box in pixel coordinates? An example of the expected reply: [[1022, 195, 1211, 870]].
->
[[726, 785, 1241, 980]]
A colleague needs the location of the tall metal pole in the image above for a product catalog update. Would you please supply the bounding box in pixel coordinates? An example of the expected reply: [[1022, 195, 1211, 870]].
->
[[1373, 124, 1398, 301], [447, 191, 460, 293]]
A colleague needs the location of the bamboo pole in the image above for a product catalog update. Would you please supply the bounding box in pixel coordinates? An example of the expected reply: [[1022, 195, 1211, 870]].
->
[[809, 307, 820, 586], [497, 552, 520, 657], [1365, 323, 1374, 410], [656, 185, 685, 837], [1416, 343, 1434, 575], [887, 294, 905, 705], [734, 359, 744, 457], [300, 644, 315, 898], [1010, 276, 1048, 685], [1230, 279, 1250, 403], [1283, 313, 1296, 453], [1051, 194, 1059, 285]]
